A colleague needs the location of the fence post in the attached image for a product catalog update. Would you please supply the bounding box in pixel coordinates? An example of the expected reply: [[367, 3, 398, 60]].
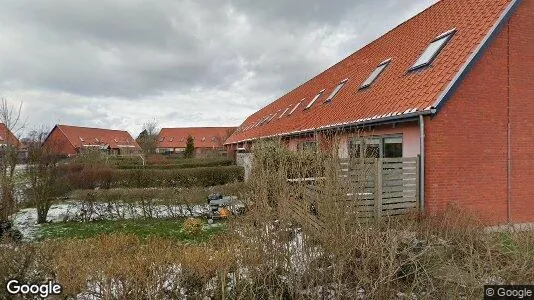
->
[[375, 158, 383, 220], [416, 155, 421, 210]]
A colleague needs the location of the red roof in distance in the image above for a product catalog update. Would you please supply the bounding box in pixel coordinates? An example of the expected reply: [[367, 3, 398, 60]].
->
[[0, 123, 20, 146], [157, 127, 236, 149], [55, 124, 140, 150]]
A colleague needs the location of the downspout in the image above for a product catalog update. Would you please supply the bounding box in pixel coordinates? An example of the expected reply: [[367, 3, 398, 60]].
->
[[506, 23, 512, 224], [419, 115, 425, 211]]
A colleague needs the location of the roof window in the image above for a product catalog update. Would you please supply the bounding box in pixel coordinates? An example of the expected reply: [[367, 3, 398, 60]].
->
[[409, 29, 456, 71], [324, 79, 348, 103], [289, 99, 304, 115], [360, 58, 391, 89], [279, 107, 290, 118], [267, 110, 279, 123], [305, 90, 325, 110]]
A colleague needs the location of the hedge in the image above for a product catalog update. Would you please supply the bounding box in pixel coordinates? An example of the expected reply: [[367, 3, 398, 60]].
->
[[70, 182, 248, 205], [117, 158, 234, 170], [63, 164, 244, 189], [113, 166, 244, 188]]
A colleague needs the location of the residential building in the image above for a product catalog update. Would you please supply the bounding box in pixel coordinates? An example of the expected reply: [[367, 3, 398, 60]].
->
[[0, 123, 19, 147], [225, 0, 533, 224], [157, 127, 236, 156], [43, 124, 141, 156]]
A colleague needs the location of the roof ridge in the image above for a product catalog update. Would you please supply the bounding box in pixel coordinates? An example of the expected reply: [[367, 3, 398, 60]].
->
[[57, 124, 129, 133], [243, 0, 441, 122]]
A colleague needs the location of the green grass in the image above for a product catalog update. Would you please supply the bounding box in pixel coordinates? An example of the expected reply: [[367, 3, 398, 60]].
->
[[38, 218, 225, 243], [498, 232, 519, 255]]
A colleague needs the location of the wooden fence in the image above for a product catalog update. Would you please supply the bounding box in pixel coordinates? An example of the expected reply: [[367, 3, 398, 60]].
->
[[283, 157, 420, 230]]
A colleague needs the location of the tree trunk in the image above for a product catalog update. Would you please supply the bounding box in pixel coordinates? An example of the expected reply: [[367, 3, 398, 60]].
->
[[36, 200, 50, 224]]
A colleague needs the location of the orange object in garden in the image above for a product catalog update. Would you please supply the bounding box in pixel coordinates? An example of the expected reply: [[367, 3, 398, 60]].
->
[[219, 208, 231, 218]]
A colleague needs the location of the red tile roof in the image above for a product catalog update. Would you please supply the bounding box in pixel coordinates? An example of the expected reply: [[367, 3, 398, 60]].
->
[[157, 127, 236, 149], [55, 124, 140, 150], [0, 123, 20, 146], [225, 0, 516, 144]]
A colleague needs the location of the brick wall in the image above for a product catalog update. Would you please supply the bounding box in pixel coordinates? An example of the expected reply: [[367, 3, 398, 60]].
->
[[43, 127, 76, 156], [425, 0, 533, 224], [509, 0, 534, 223]]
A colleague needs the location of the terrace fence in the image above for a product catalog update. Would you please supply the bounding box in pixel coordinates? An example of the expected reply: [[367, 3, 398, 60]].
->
[[281, 156, 420, 232]]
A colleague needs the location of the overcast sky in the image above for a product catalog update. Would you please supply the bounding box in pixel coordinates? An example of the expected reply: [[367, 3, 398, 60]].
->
[[0, 0, 437, 137]]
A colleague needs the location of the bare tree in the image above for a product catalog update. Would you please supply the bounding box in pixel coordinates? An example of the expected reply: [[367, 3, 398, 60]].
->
[[0, 98, 25, 221], [25, 127, 71, 224], [138, 119, 159, 155]]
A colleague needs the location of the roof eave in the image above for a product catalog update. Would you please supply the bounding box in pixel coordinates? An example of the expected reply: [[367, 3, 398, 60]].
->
[[224, 109, 435, 145], [432, 0, 521, 112]]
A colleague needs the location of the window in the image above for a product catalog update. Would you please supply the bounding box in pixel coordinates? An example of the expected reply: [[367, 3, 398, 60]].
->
[[259, 115, 271, 126], [363, 138, 380, 158], [298, 141, 318, 152], [324, 79, 348, 103], [383, 137, 403, 158], [267, 110, 279, 123], [279, 107, 290, 118], [305, 90, 325, 110], [360, 59, 391, 89], [348, 135, 403, 159], [409, 29, 456, 71], [288, 99, 304, 115]]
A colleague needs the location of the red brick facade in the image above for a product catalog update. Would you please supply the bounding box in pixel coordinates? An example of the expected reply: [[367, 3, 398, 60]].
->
[[425, 0, 533, 224]]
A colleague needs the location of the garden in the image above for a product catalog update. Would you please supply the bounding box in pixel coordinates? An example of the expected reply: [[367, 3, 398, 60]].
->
[[1, 142, 534, 299]]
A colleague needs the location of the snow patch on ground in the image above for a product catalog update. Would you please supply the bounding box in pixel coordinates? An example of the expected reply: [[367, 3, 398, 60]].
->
[[11, 201, 229, 241]]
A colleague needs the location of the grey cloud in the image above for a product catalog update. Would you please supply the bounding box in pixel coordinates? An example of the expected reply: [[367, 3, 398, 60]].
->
[[0, 0, 437, 135]]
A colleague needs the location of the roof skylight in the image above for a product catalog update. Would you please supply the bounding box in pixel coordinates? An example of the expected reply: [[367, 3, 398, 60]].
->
[[279, 107, 290, 118], [409, 29, 456, 71], [324, 79, 348, 103], [360, 59, 391, 89], [259, 115, 271, 126], [289, 99, 304, 115], [305, 90, 325, 110], [267, 110, 279, 123]]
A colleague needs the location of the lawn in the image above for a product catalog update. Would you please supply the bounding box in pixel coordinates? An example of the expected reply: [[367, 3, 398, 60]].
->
[[37, 218, 225, 243]]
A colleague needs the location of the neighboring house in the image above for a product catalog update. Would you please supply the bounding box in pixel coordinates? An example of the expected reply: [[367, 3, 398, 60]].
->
[[156, 127, 236, 156], [43, 124, 141, 156], [0, 123, 20, 147], [225, 0, 533, 224]]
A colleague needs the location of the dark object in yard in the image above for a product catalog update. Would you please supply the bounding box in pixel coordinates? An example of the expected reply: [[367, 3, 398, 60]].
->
[[207, 193, 228, 224], [206, 193, 245, 224], [0, 220, 22, 242]]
